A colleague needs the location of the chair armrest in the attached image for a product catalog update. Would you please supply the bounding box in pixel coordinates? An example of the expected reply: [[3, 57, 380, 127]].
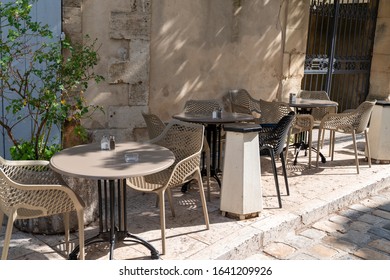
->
[[167, 153, 201, 188], [0, 159, 65, 185], [0, 169, 85, 212], [319, 111, 358, 132], [144, 152, 201, 189]]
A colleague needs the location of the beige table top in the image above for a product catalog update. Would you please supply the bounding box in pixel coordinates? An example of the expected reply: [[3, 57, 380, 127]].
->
[[172, 112, 254, 124], [50, 142, 175, 180], [289, 98, 338, 109]]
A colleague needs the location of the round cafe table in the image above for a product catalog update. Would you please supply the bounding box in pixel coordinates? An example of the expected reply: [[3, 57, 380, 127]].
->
[[50, 141, 175, 260], [289, 98, 338, 111], [172, 112, 254, 187]]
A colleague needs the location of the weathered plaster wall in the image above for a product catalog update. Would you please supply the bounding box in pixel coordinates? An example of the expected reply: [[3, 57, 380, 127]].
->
[[149, 0, 309, 120], [369, 0, 390, 101], [63, 0, 309, 139], [281, 0, 309, 99]]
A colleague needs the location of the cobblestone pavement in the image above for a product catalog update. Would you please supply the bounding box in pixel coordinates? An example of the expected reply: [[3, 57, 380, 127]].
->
[[246, 186, 390, 260]]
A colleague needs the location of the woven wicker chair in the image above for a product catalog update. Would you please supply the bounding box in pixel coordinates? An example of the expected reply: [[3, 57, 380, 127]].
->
[[126, 120, 210, 255], [258, 99, 291, 125], [0, 157, 85, 260], [142, 112, 167, 140], [258, 112, 296, 208], [316, 100, 376, 174], [183, 99, 223, 114], [258, 99, 314, 167], [229, 89, 261, 122], [183, 99, 225, 200], [298, 90, 338, 150]]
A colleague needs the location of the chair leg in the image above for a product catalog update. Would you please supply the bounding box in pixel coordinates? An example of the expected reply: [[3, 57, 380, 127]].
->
[[203, 141, 211, 202], [76, 209, 85, 260], [156, 190, 175, 217], [284, 128, 292, 165], [365, 129, 372, 168], [158, 190, 167, 255], [307, 129, 312, 168], [320, 128, 326, 149], [0, 211, 5, 258], [268, 149, 282, 208], [328, 130, 333, 157], [1, 211, 17, 260], [0, 211, 4, 234], [331, 130, 335, 161], [280, 152, 290, 196], [167, 188, 176, 217], [316, 128, 322, 167], [352, 130, 359, 174], [63, 212, 70, 255], [194, 169, 210, 229]]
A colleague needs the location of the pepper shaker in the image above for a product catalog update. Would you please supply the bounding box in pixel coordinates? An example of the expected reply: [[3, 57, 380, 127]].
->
[[109, 135, 116, 150]]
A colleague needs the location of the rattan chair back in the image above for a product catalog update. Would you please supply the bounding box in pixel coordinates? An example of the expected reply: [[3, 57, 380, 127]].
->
[[320, 100, 375, 134], [142, 112, 166, 140], [0, 157, 85, 260], [258, 99, 291, 124], [298, 90, 337, 121], [183, 99, 223, 115], [228, 89, 261, 115], [259, 112, 296, 156]]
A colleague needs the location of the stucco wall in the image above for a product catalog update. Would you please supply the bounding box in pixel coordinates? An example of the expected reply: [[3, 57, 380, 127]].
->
[[149, 0, 309, 120], [64, 0, 310, 140]]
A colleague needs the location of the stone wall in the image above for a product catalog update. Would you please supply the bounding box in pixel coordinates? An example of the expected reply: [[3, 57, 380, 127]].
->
[[369, 0, 390, 101], [60, 0, 390, 138], [63, 0, 309, 138]]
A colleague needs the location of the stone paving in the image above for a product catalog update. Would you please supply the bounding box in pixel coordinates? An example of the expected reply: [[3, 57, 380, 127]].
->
[[1, 131, 390, 260], [246, 186, 390, 260]]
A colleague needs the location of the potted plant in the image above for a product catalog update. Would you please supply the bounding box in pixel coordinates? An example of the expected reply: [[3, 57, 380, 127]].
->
[[0, 0, 104, 160]]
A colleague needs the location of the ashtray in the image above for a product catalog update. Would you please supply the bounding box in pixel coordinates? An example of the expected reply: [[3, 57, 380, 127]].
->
[[124, 153, 139, 163]]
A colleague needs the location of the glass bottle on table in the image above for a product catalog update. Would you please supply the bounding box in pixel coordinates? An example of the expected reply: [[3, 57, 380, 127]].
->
[[109, 135, 116, 150]]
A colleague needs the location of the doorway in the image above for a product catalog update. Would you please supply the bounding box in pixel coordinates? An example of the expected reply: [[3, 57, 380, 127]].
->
[[302, 0, 379, 112]]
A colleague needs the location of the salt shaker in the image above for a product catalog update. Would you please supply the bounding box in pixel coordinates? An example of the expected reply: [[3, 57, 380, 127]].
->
[[101, 135, 109, 150], [217, 108, 222, 118], [109, 135, 116, 150], [289, 93, 297, 103]]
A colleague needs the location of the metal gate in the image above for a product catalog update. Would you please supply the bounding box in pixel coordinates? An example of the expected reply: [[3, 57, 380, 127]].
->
[[0, 0, 61, 159], [302, 0, 379, 112]]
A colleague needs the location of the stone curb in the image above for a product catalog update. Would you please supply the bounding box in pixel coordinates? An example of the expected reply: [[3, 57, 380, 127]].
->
[[188, 169, 390, 260]]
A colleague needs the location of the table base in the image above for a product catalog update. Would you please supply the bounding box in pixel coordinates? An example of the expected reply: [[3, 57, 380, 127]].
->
[[290, 142, 326, 165], [68, 179, 159, 260], [68, 231, 159, 260]]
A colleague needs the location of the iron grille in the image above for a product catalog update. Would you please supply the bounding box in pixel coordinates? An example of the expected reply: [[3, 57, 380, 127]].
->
[[302, 0, 379, 112]]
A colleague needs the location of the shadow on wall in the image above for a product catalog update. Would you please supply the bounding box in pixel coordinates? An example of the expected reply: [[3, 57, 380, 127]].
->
[[149, 0, 306, 119]]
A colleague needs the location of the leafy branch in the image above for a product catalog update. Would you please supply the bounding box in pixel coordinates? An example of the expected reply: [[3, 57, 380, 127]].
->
[[0, 0, 104, 160]]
